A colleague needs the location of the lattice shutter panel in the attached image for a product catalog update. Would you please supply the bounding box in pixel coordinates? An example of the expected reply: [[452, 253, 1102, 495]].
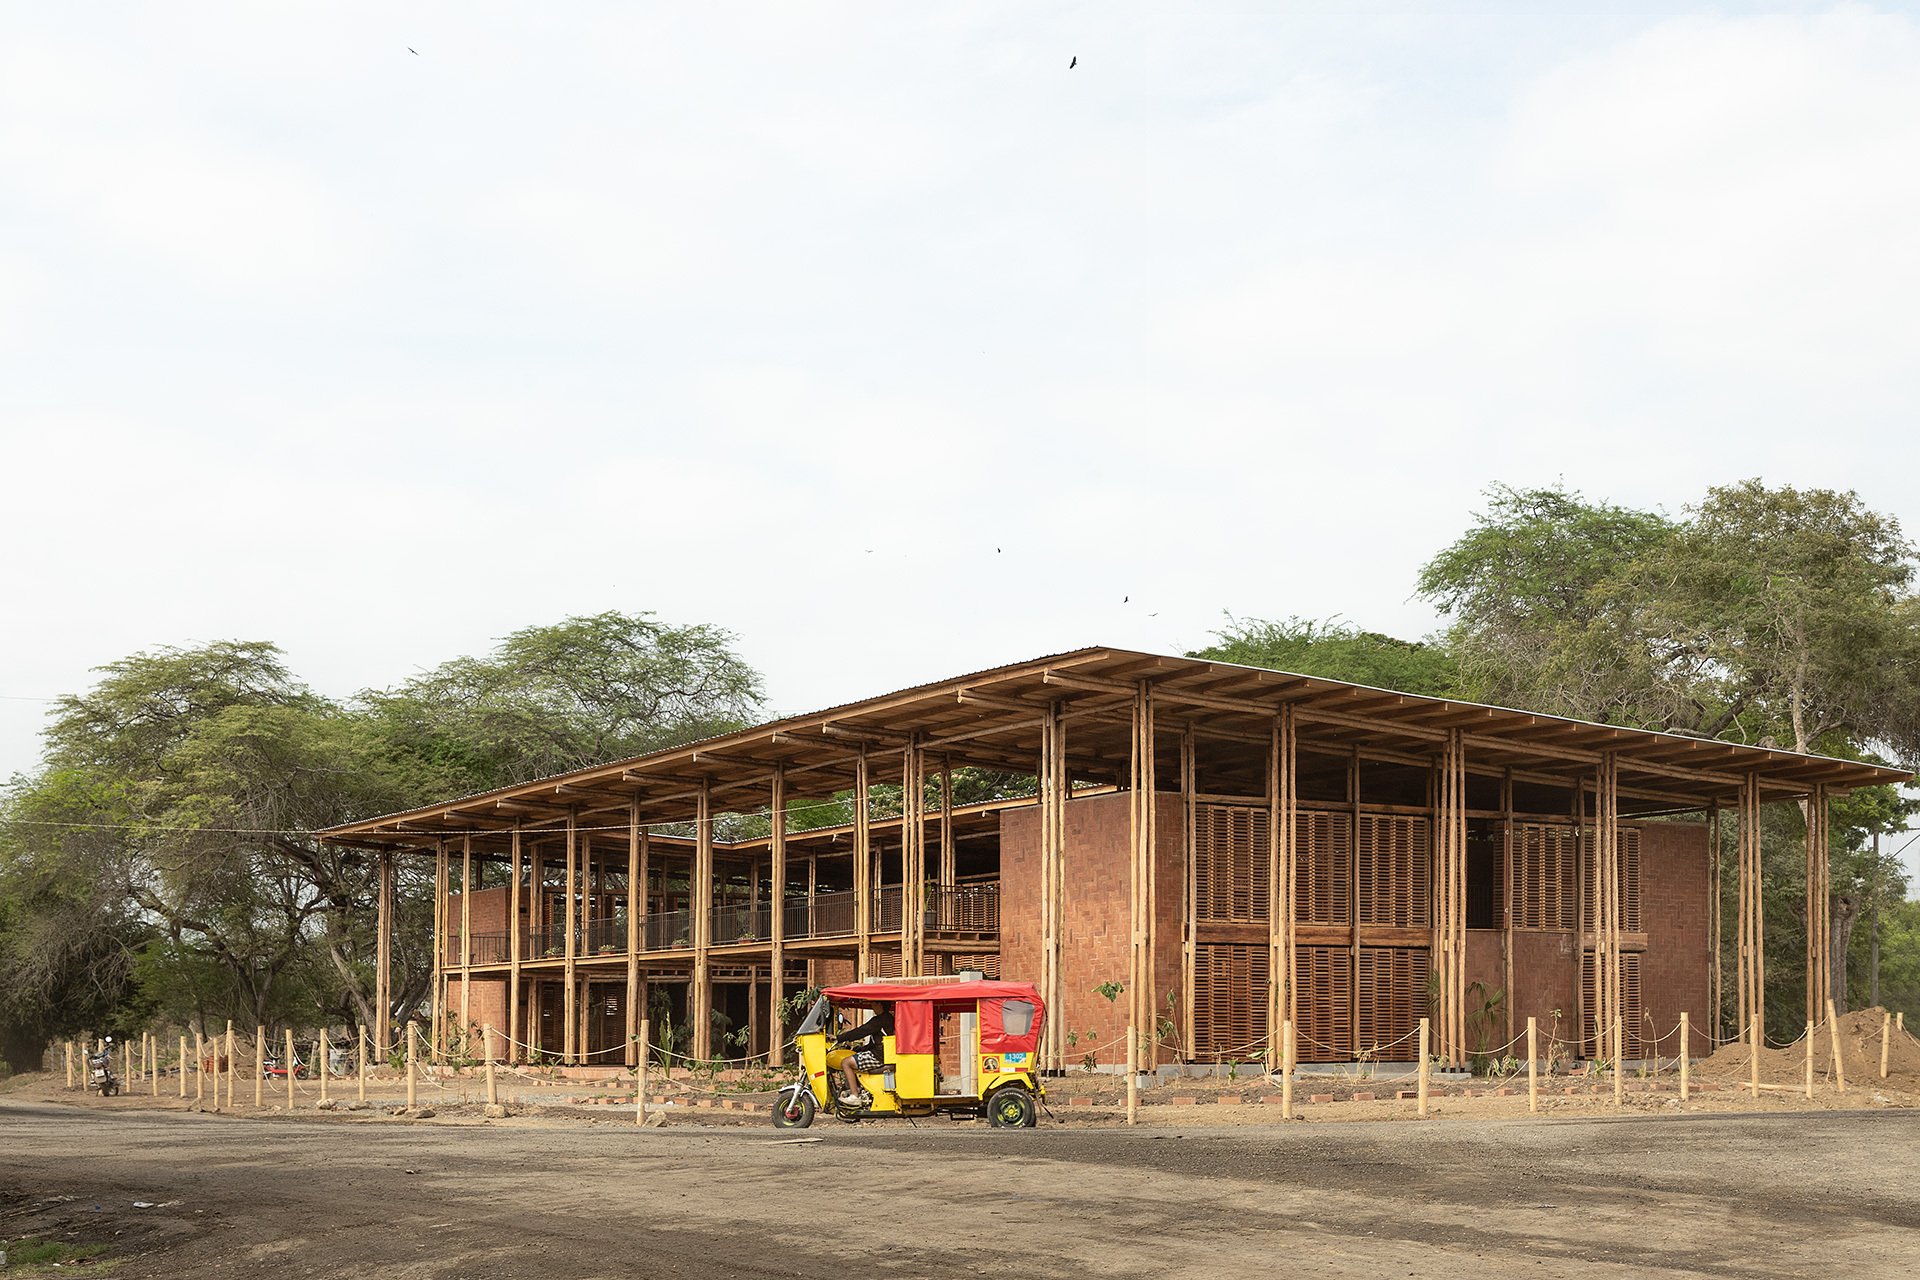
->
[[1195, 805, 1271, 923], [1193, 943, 1269, 1061], [1513, 824, 1577, 930], [1293, 945, 1354, 1060], [1619, 828, 1641, 933], [1356, 815, 1428, 928], [1295, 810, 1352, 925], [1579, 951, 1646, 1059], [1354, 947, 1427, 1059]]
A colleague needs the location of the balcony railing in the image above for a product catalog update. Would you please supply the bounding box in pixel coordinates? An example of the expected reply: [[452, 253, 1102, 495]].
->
[[459, 883, 999, 962]]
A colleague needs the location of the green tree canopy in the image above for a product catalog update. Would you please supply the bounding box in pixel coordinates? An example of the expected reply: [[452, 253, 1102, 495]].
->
[[1188, 615, 1456, 696]]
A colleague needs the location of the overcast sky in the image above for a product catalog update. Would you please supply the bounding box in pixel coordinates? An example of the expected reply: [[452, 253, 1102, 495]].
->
[[6, 3, 1920, 869]]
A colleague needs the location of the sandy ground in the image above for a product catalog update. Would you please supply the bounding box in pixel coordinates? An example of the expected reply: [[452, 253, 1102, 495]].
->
[[5, 1075, 1920, 1278]]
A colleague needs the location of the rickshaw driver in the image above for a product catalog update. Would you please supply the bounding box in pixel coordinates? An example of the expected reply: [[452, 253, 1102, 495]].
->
[[830, 1006, 894, 1105]]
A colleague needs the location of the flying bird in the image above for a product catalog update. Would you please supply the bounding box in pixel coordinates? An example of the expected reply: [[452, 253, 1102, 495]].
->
[[1123, 596, 1129, 603], [408, 47, 418, 54], [1069, 56, 1077, 68]]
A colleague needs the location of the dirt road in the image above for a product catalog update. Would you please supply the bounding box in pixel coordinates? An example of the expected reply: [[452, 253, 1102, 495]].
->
[[4, 1093, 1918, 1278]]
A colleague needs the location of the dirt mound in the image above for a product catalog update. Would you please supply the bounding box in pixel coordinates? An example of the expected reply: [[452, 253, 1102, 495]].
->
[[1696, 1006, 1920, 1091]]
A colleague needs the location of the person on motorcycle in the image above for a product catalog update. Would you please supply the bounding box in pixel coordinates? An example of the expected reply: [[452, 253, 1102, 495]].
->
[[831, 1007, 893, 1106]]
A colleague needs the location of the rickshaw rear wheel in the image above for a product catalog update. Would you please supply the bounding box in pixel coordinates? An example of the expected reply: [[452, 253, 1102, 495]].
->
[[986, 1086, 1035, 1129], [771, 1090, 815, 1129]]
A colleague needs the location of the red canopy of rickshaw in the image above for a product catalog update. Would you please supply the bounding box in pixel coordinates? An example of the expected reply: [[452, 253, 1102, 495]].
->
[[821, 980, 1041, 1005], [822, 981, 1045, 1057]]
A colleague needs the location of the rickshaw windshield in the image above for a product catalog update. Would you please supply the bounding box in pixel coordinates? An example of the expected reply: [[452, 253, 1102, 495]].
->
[[795, 994, 831, 1036]]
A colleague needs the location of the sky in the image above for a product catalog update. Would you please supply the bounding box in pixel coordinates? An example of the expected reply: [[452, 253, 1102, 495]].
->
[[6, 2, 1920, 866]]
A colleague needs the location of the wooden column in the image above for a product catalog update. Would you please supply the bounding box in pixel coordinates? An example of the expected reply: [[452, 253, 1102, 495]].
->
[[432, 840, 448, 1060], [509, 822, 523, 1064], [769, 765, 787, 1067], [692, 779, 714, 1060], [1180, 724, 1197, 1054], [1037, 702, 1067, 1071], [938, 756, 955, 890], [1806, 784, 1830, 1024], [854, 749, 872, 980], [460, 834, 473, 1040], [564, 810, 578, 1064], [1266, 711, 1298, 1071], [1129, 682, 1158, 1074], [1502, 768, 1515, 1046], [1597, 753, 1620, 1067], [375, 850, 393, 1058], [1737, 773, 1764, 1044], [902, 734, 925, 977], [1435, 730, 1467, 1065], [1708, 800, 1721, 1044], [626, 800, 641, 1067]]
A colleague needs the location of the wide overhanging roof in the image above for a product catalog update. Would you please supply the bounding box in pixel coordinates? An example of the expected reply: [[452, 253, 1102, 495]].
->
[[317, 647, 1910, 852]]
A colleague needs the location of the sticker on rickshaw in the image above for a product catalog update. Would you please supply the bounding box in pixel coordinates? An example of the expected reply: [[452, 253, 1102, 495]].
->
[[1001, 1052, 1030, 1067], [982, 1057, 999, 1072]]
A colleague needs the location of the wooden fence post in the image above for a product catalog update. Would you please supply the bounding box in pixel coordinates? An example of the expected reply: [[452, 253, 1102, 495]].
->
[[1749, 1019, 1761, 1100], [1527, 1017, 1538, 1113], [286, 1029, 296, 1109], [406, 1020, 418, 1110], [318, 1029, 330, 1103], [636, 1017, 650, 1126], [65, 1041, 73, 1089], [1281, 1020, 1294, 1121], [1417, 1018, 1430, 1118], [1125, 1023, 1138, 1126], [1679, 1013, 1690, 1101], [255, 1026, 265, 1108], [1826, 1000, 1846, 1092], [485, 1023, 498, 1107], [1613, 1016, 1624, 1108], [194, 1033, 204, 1102], [179, 1036, 188, 1098], [1805, 1021, 1814, 1100], [359, 1025, 368, 1102], [225, 1022, 235, 1109], [1882, 1011, 1892, 1080]]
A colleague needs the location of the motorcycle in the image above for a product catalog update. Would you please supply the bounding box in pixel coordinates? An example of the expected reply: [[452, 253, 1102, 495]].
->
[[261, 1053, 310, 1080], [88, 1038, 120, 1098]]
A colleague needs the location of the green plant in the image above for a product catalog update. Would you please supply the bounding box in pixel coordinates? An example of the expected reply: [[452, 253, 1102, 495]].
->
[[4, 1238, 110, 1268], [1093, 980, 1124, 1003], [777, 986, 822, 1024], [1465, 982, 1506, 1074]]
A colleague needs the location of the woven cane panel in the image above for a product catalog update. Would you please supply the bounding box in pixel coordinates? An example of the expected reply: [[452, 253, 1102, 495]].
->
[[1193, 943, 1269, 1061], [1513, 824, 1577, 930], [1294, 945, 1354, 1060], [1354, 946, 1427, 1059], [1579, 951, 1645, 1059], [1356, 814, 1427, 928], [1195, 805, 1271, 923], [1578, 827, 1644, 934], [1295, 810, 1353, 925]]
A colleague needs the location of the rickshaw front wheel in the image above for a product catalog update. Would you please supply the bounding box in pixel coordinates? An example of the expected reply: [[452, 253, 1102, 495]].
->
[[771, 1090, 815, 1129], [986, 1086, 1035, 1129]]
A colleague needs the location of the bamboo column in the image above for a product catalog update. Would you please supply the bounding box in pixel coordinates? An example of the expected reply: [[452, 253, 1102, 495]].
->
[[902, 734, 925, 977], [854, 749, 871, 981], [459, 835, 473, 1042], [692, 780, 714, 1060], [637, 829, 650, 1054], [769, 765, 787, 1066], [1502, 768, 1515, 1046], [1709, 802, 1722, 1043], [1597, 754, 1621, 1073], [432, 840, 448, 1060], [1266, 712, 1297, 1071], [1128, 682, 1157, 1080], [564, 811, 579, 1064], [626, 801, 641, 1067], [1038, 704, 1066, 1072], [509, 822, 523, 1064], [1435, 730, 1468, 1066], [1806, 786, 1831, 1027], [375, 850, 393, 1058], [938, 756, 955, 891], [1737, 774, 1765, 1045]]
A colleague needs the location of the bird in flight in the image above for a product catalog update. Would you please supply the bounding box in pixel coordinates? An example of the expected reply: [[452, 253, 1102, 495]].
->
[[408, 47, 418, 54], [1069, 56, 1077, 68], [1123, 596, 1129, 603]]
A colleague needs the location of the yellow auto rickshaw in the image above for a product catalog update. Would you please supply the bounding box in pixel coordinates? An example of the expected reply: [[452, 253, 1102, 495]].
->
[[772, 979, 1047, 1128]]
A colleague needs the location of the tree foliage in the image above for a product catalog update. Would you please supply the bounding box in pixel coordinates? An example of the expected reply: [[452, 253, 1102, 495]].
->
[[1189, 615, 1456, 696]]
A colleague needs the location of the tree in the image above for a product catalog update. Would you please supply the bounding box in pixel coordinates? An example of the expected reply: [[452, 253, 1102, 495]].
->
[[1415, 483, 1675, 720], [1188, 616, 1456, 696], [362, 612, 766, 792]]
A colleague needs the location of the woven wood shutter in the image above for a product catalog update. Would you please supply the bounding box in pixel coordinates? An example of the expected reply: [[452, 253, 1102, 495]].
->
[[1355, 946, 1427, 1059], [1620, 828, 1642, 933], [1193, 943, 1269, 1061], [1356, 815, 1429, 928], [1293, 945, 1354, 1060], [1579, 951, 1645, 1058], [1195, 805, 1271, 923], [1294, 810, 1352, 925], [1513, 824, 1577, 930]]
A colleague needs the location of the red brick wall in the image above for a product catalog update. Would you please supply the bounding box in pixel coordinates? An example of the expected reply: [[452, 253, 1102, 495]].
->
[[1639, 821, 1711, 1058], [443, 976, 509, 1052], [1002, 790, 1184, 1068]]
